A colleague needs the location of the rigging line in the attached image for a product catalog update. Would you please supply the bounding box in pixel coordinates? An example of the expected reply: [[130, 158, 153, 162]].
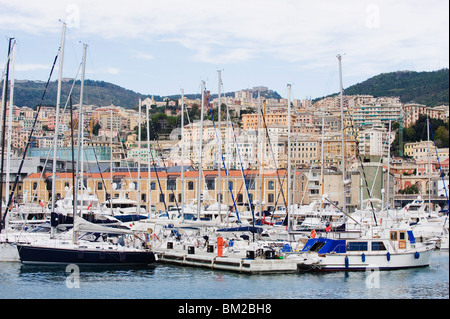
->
[[428, 119, 449, 209], [154, 139, 181, 213], [1, 48, 60, 231], [343, 96, 377, 225], [205, 90, 240, 221], [226, 96, 256, 232], [256, 99, 288, 217]]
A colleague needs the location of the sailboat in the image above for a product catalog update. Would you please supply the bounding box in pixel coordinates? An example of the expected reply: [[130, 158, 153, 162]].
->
[[16, 44, 156, 266]]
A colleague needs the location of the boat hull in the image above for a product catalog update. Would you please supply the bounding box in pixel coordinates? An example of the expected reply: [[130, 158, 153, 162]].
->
[[16, 244, 156, 265], [298, 249, 434, 271]]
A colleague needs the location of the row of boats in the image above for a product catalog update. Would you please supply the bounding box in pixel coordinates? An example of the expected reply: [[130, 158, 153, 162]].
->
[[1, 185, 448, 271]]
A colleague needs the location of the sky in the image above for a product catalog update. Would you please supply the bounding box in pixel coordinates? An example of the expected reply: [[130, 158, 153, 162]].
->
[[0, 0, 449, 102]]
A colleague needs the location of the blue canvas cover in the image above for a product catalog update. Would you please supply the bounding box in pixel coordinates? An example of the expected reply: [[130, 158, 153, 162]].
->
[[301, 238, 347, 254]]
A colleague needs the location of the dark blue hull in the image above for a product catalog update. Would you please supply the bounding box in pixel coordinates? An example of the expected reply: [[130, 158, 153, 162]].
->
[[16, 244, 156, 265]]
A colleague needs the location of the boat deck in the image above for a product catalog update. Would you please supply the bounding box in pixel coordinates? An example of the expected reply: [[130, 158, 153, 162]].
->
[[153, 244, 298, 274]]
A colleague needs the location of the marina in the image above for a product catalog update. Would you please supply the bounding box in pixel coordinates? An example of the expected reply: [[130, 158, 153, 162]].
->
[[0, 8, 449, 302]]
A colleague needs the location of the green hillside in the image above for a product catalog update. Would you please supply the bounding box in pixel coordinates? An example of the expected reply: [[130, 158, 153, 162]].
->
[[12, 79, 155, 109], [343, 69, 449, 106]]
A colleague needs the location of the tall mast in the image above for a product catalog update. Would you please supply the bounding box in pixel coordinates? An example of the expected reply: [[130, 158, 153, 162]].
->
[[0, 37, 13, 227], [180, 89, 185, 219], [217, 70, 222, 220], [6, 40, 16, 218], [337, 54, 346, 215], [51, 22, 66, 237], [110, 108, 113, 216], [258, 90, 263, 216], [287, 84, 292, 231], [137, 98, 142, 213], [146, 100, 152, 217], [74, 43, 87, 233], [427, 116, 431, 214], [197, 81, 205, 219]]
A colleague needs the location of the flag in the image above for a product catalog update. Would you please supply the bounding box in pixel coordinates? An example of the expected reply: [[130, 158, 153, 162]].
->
[[39, 201, 44, 208], [325, 224, 332, 233], [87, 203, 92, 210]]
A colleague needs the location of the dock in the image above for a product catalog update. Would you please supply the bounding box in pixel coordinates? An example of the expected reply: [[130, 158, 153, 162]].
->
[[153, 242, 299, 274]]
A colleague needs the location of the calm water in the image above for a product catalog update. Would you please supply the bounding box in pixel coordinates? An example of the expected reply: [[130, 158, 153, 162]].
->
[[0, 251, 448, 300]]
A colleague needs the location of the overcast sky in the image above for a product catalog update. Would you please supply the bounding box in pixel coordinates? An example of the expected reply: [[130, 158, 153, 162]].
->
[[1, 0, 448, 101]]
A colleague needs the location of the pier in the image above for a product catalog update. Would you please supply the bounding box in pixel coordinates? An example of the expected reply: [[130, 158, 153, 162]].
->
[[153, 242, 299, 274]]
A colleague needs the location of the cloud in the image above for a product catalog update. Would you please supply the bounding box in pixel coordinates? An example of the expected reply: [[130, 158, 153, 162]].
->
[[133, 51, 154, 60], [15, 63, 51, 72], [1, 0, 448, 76]]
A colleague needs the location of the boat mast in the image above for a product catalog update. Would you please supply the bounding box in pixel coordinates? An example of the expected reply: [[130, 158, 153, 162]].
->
[[217, 70, 222, 220], [197, 81, 205, 219], [110, 108, 113, 216], [137, 98, 142, 213], [337, 54, 346, 216], [287, 83, 292, 231], [427, 116, 431, 214], [0, 38, 13, 227], [180, 88, 185, 219], [51, 22, 66, 237], [74, 43, 87, 242], [146, 100, 152, 216], [6, 40, 16, 224]]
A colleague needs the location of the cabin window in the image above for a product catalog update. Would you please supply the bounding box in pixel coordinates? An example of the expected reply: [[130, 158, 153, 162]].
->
[[399, 232, 406, 240], [347, 242, 368, 251], [309, 241, 326, 252], [390, 231, 398, 241], [371, 242, 387, 251]]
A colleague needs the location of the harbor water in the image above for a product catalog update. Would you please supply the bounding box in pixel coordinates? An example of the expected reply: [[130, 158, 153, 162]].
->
[[0, 251, 448, 300]]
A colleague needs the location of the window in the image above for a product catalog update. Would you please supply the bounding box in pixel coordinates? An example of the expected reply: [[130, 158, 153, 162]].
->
[[372, 242, 387, 251], [206, 179, 215, 190], [268, 181, 275, 190], [347, 242, 368, 251], [399, 231, 406, 241], [169, 194, 175, 202], [228, 181, 233, 190], [268, 193, 274, 203], [168, 179, 177, 191], [151, 182, 156, 190], [188, 181, 194, 190], [97, 182, 103, 190], [159, 193, 165, 203], [33, 182, 38, 190], [390, 231, 398, 241]]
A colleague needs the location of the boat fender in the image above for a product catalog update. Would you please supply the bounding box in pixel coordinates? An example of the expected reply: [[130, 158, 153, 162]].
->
[[361, 253, 366, 263], [386, 252, 391, 261], [414, 252, 420, 259], [345, 255, 349, 269]]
